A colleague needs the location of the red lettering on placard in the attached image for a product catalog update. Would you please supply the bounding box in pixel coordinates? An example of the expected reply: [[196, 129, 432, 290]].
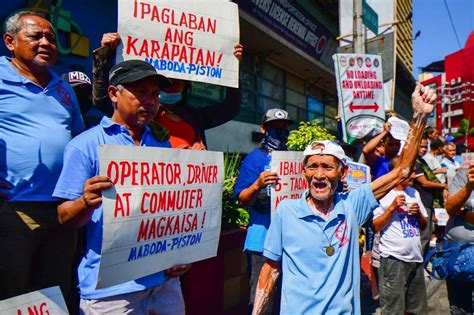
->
[[114, 192, 131, 217], [187, 164, 218, 184], [164, 28, 194, 46], [140, 189, 203, 214], [125, 36, 219, 66], [136, 212, 199, 241], [132, 2, 217, 34], [107, 161, 182, 186]]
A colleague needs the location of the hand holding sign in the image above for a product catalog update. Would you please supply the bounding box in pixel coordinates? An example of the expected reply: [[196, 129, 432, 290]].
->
[[387, 117, 410, 141], [233, 44, 243, 62], [166, 264, 192, 278], [256, 171, 279, 189], [82, 175, 114, 210], [58, 175, 113, 226]]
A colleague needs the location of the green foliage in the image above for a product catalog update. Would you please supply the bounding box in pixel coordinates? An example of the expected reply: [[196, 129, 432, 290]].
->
[[222, 152, 249, 228], [460, 118, 470, 132], [287, 121, 335, 151], [454, 119, 473, 139]]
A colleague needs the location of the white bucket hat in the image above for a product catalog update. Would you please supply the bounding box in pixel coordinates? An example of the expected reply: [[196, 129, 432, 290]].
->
[[303, 140, 347, 165]]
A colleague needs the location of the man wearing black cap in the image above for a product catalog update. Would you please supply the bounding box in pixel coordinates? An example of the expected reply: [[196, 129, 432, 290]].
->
[[62, 70, 108, 128], [53, 60, 189, 314], [233, 108, 293, 314]]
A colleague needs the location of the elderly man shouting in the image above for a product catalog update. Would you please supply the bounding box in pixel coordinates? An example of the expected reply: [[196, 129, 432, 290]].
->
[[252, 84, 436, 315]]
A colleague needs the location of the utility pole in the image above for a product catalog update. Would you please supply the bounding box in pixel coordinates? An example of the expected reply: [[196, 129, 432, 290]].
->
[[353, 0, 365, 54]]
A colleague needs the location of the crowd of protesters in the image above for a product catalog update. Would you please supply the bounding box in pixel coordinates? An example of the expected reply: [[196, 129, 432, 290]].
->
[[1, 10, 473, 315]]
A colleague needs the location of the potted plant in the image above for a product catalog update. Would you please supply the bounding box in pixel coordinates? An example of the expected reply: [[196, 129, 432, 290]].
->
[[182, 152, 249, 315], [287, 121, 335, 150]]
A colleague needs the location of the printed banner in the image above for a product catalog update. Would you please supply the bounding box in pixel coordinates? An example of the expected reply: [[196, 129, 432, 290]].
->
[[387, 116, 410, 141], [434, 208, 449, 226], [117, 0, 240, 87], [269, 151, 307, 213], [346, 161, 371, 191], [235, 0, 332, 61], [333, 53, 385, 143], [0, 287, 68, 315], [97, 145, 223, 288], [462, 153, 474, 168]]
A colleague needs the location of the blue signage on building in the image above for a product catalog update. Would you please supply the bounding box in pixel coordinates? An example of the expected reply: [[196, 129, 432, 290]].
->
[[235, 0, 332, 60]]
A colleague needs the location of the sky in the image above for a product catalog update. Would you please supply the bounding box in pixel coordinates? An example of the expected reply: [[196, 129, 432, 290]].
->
[[413, 0, 474, 77]]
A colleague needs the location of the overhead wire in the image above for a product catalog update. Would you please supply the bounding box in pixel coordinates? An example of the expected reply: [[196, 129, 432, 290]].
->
[[443, 0, 462, 49]]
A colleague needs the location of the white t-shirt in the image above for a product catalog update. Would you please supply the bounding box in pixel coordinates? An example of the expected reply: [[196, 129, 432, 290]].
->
[[373, 187, 428, 262]]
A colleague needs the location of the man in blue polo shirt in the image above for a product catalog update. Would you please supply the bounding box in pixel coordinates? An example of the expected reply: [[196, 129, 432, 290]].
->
[[53, 59, 190, 314], [234, 108, 293, 314], [0, 11, 84, 302], [252, 84, 437, 315]]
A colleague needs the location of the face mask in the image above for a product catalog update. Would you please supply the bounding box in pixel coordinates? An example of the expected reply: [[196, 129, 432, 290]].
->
[[159, 91, 182, 105], [261, 127, 289, 151]]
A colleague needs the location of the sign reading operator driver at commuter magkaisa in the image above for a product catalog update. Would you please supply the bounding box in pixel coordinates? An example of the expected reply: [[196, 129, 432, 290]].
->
[[96, 145, 223, 289]]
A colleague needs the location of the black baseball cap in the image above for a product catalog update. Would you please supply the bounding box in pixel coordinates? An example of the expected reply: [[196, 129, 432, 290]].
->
[[61, 71, 92, 87], [109, 60, 171, 88]]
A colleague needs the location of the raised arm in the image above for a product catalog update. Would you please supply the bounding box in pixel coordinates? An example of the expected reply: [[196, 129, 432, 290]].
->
[[92, 32, 121, 116], [371, 84, 436, 200], [362, 121, 391, 166], [252, 259, 281, 315], [446, 164, 474, 226]]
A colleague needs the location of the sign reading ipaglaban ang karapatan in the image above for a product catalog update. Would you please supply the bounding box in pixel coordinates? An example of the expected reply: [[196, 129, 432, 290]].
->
[[270, 151, 308, 213], [333, 53, 385, 144], [96, 145, 223, 289], [116, 0, 240, 87]]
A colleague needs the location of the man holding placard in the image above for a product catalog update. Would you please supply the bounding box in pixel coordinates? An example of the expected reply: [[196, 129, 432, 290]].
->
[[53, 60, 189, 314]]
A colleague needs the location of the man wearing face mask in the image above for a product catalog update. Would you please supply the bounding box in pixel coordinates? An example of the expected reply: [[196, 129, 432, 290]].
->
[[233, 108, 293, 314], [154, 43, 243, 150]]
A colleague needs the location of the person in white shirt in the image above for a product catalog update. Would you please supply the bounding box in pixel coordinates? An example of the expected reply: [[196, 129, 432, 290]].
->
[[373, 157, 428, 314]]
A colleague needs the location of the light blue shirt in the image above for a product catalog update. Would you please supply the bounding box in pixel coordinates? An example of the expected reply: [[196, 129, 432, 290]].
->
[[53, 117, 171, 299], [263, 184, 378, 314], [0, 56, 84, 201]]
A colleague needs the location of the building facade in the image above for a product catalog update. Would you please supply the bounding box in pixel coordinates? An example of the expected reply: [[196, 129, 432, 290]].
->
[[1, 0, 343, 153], [421, 31, 474, 149]]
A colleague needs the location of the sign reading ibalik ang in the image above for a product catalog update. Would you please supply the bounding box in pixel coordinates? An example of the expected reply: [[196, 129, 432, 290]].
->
[[333, 53, 385, 143]]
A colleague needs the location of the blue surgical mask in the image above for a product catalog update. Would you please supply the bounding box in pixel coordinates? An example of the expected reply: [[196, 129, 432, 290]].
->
[[159, 91, 182, 105]]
